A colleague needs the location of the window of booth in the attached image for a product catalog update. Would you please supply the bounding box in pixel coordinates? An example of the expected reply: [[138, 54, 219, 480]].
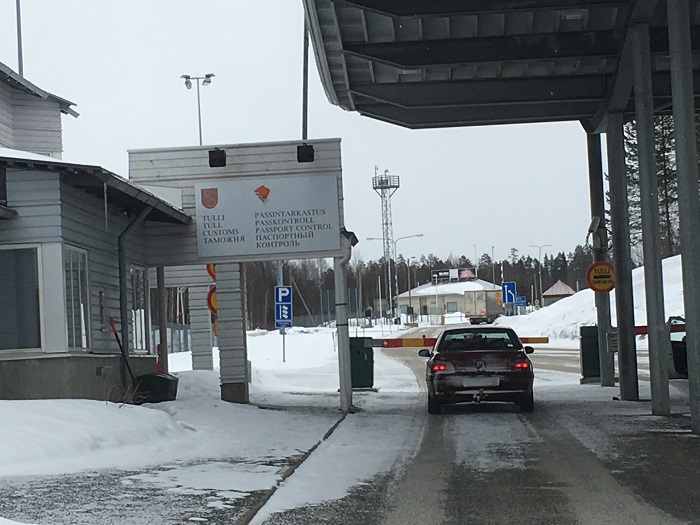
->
[[130, 266, 149, 351], [0, 247, 41, 350], [64, 246, 90, 349]]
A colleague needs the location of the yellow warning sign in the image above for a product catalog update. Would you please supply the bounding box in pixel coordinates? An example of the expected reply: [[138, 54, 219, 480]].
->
[[586, 261, 615, 293]]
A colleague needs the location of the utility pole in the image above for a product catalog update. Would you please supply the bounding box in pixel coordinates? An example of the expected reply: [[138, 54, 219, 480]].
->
[[530, 244, 551, 306], [16, 0, 23, 76]]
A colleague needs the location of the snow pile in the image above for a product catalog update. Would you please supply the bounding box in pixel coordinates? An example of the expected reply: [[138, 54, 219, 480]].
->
[[495, 255, 685, 340]]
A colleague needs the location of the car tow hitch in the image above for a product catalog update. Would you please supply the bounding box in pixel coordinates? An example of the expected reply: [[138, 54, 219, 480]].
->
[[473, 388, 486, 403]]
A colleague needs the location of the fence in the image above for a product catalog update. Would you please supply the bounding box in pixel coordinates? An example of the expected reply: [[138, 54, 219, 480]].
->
[[152, 323, 191, 353]]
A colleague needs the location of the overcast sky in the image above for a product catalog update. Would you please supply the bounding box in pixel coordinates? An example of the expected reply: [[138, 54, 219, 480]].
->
[[0, 1, 596, 265]]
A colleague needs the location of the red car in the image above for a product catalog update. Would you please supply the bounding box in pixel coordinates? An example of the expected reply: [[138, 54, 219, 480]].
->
[[418, 326, 535, 414]]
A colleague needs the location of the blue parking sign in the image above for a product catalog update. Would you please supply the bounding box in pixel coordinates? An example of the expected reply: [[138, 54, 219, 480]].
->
[[275, 286, 292, 304]]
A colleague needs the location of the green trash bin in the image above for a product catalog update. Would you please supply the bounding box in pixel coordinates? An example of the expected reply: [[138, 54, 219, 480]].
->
[[580, 325, 601, 382], [349, 337, 374, 389]]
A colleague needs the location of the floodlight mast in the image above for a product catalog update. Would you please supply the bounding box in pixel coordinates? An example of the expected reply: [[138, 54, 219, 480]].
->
[[181, 73, 215, 145], [372, 168, 400, 320]]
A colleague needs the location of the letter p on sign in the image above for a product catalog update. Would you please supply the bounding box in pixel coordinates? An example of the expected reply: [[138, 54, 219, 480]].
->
[[275, 286, 292, 304]]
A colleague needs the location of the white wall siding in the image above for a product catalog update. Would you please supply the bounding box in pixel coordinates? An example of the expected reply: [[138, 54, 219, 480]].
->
[[216, 263, 247, 386], [0, 169, 61, 243], [12, 93, 63, 156], [60, 182, 150, 354], [0, 83, 14, 148]]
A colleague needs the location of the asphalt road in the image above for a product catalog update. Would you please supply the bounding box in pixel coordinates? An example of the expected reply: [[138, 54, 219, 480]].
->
[[3, 328, 697, 525]]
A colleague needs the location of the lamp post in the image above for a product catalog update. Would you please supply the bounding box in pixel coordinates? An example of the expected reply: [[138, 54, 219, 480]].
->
[[407, 256, 416, 322], [368, 233, 423, 320], [473, 244, 478, 278], [491, 245, 496, 285], [181, 73, 215, 146], [529, 244, 551, 306]]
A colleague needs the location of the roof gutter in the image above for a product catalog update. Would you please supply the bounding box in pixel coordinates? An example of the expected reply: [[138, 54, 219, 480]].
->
[[117, 206, 152, 386]]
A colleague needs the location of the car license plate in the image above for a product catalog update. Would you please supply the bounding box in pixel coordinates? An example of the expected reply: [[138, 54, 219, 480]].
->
[[463, 377, 499, 388]]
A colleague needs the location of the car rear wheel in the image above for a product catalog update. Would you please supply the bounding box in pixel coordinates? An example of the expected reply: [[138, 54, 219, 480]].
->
[[519, 392, 534, 412], [428, 393, 442, 415]]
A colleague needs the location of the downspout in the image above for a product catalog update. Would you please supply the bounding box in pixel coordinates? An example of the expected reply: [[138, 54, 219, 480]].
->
[[334, 229, 358, 412], [118, 206, 152, 385]]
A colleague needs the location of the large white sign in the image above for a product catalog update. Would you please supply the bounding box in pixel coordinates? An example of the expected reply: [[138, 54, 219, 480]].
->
[[195, 174, 341, 258]]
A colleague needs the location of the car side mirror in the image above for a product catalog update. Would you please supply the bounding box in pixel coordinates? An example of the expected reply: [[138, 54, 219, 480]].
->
[[524, 346, 534, 354], [418, 348, 431, 358]]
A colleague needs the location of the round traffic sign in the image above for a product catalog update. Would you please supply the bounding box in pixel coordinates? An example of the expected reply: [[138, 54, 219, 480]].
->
[[586, 261, 615, 293], [206, 263, 216, 280], [207, 286, 217, 314]]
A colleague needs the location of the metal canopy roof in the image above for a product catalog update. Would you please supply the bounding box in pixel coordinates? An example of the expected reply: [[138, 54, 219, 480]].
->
[[304, 0, 699, 131]]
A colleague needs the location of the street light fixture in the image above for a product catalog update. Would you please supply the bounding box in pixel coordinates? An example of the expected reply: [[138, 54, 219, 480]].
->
[[529, 244, 552, 307], [181, 73, 215, 146]]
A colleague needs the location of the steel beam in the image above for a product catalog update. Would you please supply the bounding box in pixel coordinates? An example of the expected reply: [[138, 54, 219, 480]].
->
[[667, 0, 700, 433], [606, 112, 640, 401], [351, 75, 610, 109], [631, 23, 670, 415], [358, 100, 600, 128], [344, 31, 622, 69], [336, 0, 628, 18], [587, 133, 616, 387]]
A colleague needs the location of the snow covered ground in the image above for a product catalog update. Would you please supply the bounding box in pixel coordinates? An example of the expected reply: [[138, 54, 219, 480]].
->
[[0, 255, 691, 525]]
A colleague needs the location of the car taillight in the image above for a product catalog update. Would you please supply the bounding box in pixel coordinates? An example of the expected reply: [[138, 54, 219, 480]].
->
[[431, 363, 447, 372], [512, 361, 530, 370]]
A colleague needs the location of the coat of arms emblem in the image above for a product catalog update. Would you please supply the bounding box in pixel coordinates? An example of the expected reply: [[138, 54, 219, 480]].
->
[[201, 188, 218, 209], [254, 185, 271, 203]]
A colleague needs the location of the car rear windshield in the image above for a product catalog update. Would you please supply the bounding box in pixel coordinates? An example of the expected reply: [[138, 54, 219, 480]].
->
[[438, 329, 522, 351]]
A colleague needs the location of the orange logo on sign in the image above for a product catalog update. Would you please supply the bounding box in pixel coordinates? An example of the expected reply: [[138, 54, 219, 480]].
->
[[586, 261, 615, 293], [201, 188, 218, 209], [254, 185, 271, 203]]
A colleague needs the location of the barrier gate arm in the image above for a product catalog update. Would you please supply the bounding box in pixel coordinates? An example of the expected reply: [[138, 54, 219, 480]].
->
[[371, 336, 549, 348]]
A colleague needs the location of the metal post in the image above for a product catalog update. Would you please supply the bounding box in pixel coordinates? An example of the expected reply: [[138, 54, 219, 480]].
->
[[631, 24, 670, 414], [607, 112, 640, 401], [302, 14, 309, 141], [587, 133, 615, 387], [377, 274, 382, 320], [334, 236, 353, 412], [157, 266, 169, 373], [277, 261, 285, 336], [473, 244, 478, 278], [667, 0, 700, 432], [196, 80, 203, 146], [15, 0, 23, 76], [407, 262, 413, 322], [387, 254, 394, 320], [492, 246, 496, 284]]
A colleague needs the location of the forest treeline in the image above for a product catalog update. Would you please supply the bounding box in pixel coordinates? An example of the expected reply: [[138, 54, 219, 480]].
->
[[243, 245, 595, 329]]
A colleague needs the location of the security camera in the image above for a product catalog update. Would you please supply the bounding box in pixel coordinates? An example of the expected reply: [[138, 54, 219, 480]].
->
[[587, 216, 600, 234]]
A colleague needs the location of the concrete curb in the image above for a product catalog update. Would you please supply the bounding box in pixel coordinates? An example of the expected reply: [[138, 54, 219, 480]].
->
[[237, 412, 349, 525]]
